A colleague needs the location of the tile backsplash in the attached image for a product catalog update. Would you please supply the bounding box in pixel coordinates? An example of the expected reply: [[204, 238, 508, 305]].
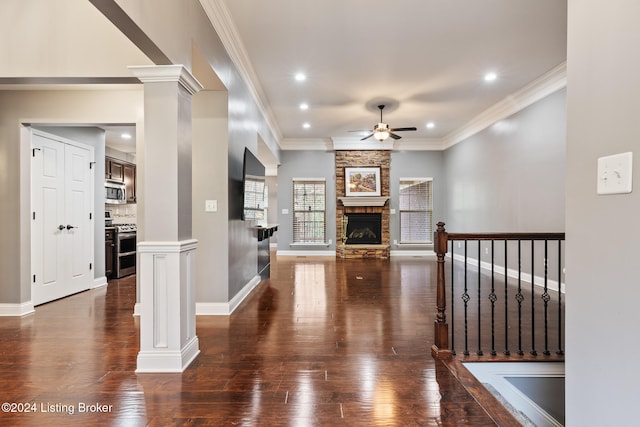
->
[[106, 204, 137, 224]]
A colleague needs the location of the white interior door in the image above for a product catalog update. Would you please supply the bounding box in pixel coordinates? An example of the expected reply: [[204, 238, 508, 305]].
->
[[31, 130, 94, 306]]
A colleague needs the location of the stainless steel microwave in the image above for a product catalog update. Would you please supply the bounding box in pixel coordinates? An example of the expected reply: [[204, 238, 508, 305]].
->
[[105, 181, 126, 204]]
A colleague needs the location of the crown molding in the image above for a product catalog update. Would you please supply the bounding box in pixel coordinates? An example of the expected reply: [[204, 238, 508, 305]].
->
[[392, 137, 448, 151], [332, 137, 395, 151], [442, 61, 567, 149], [279, 138, 334, 151], [200, 0, 283, 141], [128, 65, 203, 95], [282, 136, 446, 151]]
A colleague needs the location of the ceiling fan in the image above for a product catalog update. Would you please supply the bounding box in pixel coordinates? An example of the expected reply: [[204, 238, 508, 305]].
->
[[353, 104, 417, 141]]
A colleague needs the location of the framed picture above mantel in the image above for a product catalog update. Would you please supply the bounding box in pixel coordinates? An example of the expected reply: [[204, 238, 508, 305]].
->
[[345, 167, 381, 196]]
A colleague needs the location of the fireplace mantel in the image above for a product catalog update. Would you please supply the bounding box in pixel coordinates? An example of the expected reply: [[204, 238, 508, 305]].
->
[[338, 196, 389, 207]]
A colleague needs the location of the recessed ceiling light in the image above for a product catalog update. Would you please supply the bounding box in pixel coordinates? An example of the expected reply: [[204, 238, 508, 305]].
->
[[294, 72, 306, 82], [426, 122, 435, 129], [484, 72, 498, 82], [303, 122, 311, 129], [121, 133, 132, 139], [299, 103, 309, 110]]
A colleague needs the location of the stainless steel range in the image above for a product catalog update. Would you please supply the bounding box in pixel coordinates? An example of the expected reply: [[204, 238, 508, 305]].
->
[[114, 223, 136, 278]]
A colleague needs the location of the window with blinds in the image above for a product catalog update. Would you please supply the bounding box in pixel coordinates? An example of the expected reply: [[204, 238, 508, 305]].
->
[[292, 180, 326, 244], [243, 177, 265, 220], [399, 178, 433, 243]]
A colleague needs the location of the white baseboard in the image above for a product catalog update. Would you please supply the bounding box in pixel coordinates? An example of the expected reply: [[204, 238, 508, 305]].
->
[[0, 302, 36, 317], [93, 276, 108, 289], [390, 250, 436, 257], [449, 253, 565, 293], [276, 250, 336, 257], [133, 302, 141, 317], [196, 275, 262, 315]]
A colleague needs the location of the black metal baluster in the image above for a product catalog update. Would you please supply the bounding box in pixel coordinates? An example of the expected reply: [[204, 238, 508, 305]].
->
[[530, 240, 537, 356], [477, 241, 483, 356], [542, 240, 551, 355], [557, 240, 564, 355], [451, 241, 456, 356], [516, 240, 524, 355], [504, 240, 511, 356], [462, 240, 470, 356], [489, 240, 497, 356]]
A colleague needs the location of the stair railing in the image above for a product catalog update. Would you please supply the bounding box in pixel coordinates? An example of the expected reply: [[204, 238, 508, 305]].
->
[[432, 222, 565, 359]]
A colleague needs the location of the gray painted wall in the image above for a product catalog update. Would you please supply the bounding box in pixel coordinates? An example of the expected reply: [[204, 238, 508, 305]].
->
[[389, 150, 445, 251], [565, 2, 640, 425], [276, 151, 336, 252], [192, 90, 230, 303], [265, 175, 278, 243], [441, 90, 567, 283], [228, 129, 260, 297], [443, 89, 566, 233]]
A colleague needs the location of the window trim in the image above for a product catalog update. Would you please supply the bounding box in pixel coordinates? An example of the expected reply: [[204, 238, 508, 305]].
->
[[292, 178, 327, 244], [398, 177, 434, 244]]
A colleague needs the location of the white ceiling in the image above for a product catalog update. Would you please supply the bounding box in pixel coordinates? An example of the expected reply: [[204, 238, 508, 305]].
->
[[102, 124, 136, 154], [1, 1, 567, 155], [217, 0, 567, 148]]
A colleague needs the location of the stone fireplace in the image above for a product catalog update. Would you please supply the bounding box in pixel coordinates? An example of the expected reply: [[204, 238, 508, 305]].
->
[[336, 150, 391, 259]]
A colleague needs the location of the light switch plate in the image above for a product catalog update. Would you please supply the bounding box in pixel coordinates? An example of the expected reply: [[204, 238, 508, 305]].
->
[[597, 152, 633, 195], [205, 200, 217, 212]]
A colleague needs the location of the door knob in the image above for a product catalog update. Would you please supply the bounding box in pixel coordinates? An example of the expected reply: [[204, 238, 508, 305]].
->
[[66, 225, 77, 230], [58, 225, 65, 231]]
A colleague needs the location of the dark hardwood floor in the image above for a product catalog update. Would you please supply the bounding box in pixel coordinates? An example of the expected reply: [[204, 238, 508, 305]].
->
[[0, 254, 521, 426]]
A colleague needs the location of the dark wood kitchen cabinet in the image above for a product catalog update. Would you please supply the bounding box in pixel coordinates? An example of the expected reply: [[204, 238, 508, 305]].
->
[[105, 158, 124, 182], [106, 157, 136, 203], [105, 228, 115, 279], [123, 163, 136, 203]]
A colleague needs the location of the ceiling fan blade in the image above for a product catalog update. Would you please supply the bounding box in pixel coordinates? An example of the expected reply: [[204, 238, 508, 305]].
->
[[389, 133, 402, 140], [390, 127, 417, 132], [360, 133, 374, 141], [349, 130, 371, 133]]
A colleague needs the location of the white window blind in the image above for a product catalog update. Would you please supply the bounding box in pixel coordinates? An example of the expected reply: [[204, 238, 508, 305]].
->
[[399, 178, 433, 243], [244, 177, 265, 220], [292, 180, 326, 243]]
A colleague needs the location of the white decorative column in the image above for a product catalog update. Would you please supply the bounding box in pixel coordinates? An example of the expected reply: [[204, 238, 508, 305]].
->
[[129, 65, 203, 372]]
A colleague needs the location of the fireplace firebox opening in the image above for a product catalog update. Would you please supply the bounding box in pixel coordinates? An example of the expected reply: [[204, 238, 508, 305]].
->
[[344, 213, 382, 244]]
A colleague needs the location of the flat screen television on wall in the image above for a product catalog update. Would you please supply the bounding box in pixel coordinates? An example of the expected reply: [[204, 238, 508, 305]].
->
[[242, 147, 266, 221]]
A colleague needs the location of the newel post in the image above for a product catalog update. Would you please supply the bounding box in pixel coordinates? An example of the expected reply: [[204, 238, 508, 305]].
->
[[432, 222, 452, 359]]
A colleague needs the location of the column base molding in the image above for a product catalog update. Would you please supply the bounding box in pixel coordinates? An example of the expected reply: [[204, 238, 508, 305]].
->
[[136, 239, 199, 373], [136, 336, 200, 373]]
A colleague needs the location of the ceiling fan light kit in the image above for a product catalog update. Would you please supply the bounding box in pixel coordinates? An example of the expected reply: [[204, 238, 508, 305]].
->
[[374, 123, 390, 141], [356, 104, 417, 142]]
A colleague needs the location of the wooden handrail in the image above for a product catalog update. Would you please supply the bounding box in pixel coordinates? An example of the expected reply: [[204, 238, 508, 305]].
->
[[431, 222, 565, 360], [447, 232, 565, 241]]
